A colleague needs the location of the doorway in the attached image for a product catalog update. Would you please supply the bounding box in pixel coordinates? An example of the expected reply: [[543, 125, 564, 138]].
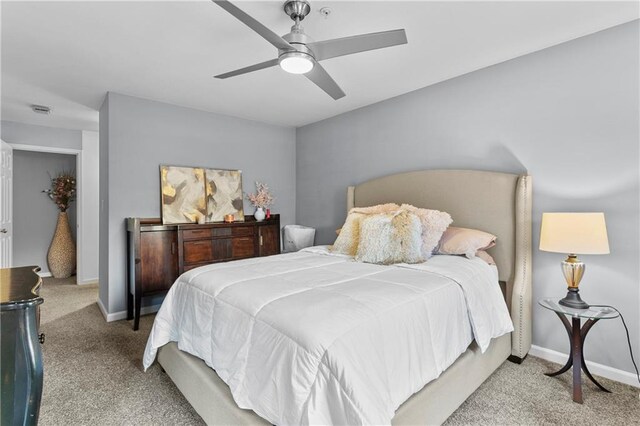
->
[[13, 149, 78, 280]]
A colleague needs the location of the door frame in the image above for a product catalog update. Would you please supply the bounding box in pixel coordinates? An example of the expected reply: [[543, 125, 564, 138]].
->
[[9, 143, 86, 283], [0, 140, 13, 268]]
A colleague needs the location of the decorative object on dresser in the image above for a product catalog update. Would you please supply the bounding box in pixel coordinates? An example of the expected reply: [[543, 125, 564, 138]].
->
[[126, 215, 280, 330], [160, 166, 207, 224], [246, 181, 274, 222], [43, 171, 76, 278], [160, 165, 244, 225], [0, 266, 45, 425], [204, 168, 244, 222], [539, 212, 610, 309]]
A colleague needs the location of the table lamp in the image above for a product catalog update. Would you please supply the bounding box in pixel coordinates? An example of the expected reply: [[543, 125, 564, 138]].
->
[[539, 212, 609, 309]]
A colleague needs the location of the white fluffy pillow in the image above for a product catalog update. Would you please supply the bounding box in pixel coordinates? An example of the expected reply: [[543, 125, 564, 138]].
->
[[400, 204, 452, 259], [355, 211, 424, 265], [331, 203, 400, 256]]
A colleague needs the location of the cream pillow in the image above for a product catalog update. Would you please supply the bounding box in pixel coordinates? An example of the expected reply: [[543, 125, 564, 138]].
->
[[355, 211, 424, 265], [436, 226, 497, 259], [331, 203, 401, 256], [400, 204, 452, 259], [331, 212, 365, 256]]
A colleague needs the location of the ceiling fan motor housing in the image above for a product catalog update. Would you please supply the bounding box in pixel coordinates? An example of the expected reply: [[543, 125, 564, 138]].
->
[[281, 26, 315, 57], [283, 0, 311, 21], [279, 26, 315, 73]]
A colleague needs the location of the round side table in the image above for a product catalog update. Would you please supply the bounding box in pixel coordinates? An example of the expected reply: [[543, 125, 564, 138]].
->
[[539, 298, 618, 404]]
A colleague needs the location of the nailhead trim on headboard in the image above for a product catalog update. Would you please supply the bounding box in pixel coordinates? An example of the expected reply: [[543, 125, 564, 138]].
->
[[512, 175, 532, 359]]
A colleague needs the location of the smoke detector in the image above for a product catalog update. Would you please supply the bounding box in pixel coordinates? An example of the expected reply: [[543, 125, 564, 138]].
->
[[318, 7, 331, 18], [31, 104, 51, 114]]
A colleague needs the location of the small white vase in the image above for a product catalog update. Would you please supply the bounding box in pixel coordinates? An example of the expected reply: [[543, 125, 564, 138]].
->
[[254, 207, 266, 222]]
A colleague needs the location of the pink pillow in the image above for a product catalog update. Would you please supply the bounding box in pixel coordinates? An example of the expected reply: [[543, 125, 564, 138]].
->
[[475, 250, 496, 265], [436, 227, 496, 259]]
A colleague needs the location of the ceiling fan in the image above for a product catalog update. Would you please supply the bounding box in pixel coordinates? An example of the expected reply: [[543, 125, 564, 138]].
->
[[212, 0, 408, 100]]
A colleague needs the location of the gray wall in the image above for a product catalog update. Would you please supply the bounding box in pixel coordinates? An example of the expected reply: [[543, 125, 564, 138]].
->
[[12, 150, 77, 274], [1, 120, 82, 150], [296, 21, 639, 374], [99, 93, 296, 315]]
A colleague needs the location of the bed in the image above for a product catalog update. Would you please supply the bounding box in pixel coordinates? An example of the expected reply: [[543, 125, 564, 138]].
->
[[144, 169, 532, 425]]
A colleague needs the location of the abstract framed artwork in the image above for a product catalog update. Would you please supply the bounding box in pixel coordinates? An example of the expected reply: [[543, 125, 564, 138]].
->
[[160, 166, 207, 224], [160, 165, 245, 224], [204, 168, 245, 222]]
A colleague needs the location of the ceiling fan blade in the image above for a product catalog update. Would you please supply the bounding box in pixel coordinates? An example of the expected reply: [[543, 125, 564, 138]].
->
[[212, 0, 293, 51], [307, 29, 407, 61], [215, 58, 279, 79], [305, 62, 345, 100]]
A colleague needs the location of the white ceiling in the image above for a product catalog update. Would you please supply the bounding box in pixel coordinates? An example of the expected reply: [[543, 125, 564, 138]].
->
[[2, 1, 638, 131]]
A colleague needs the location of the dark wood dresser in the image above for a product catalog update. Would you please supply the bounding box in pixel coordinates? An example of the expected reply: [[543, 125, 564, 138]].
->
[[0, 266, 44, 426], [126, 215, 280, 330]]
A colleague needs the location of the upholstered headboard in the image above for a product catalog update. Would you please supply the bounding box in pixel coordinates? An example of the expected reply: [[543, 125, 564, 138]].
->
[[347, 170, 532, 360]]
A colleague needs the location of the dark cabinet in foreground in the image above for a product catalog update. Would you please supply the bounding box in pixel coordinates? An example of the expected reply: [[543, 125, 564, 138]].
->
[[126, 215, 280, 330], [0, 266, 44, 426]]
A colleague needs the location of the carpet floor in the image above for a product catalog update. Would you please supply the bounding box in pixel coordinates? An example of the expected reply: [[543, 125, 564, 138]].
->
[[39, 277, 639, 425]]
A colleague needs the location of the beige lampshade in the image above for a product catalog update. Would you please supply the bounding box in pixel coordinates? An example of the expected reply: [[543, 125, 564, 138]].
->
[[539, 212, 610, 254]]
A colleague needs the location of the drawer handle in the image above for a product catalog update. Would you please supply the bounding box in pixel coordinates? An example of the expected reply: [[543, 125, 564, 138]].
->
[[191, 241, 208, 245], [190, 230, 206, 234]]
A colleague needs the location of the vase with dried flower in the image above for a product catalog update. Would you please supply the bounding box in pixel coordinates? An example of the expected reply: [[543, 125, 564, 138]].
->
[[43, 172, 76, 278], [246, 181, 274, 222]]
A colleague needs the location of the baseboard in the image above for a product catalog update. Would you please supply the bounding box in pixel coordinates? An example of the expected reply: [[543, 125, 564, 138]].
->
[[97, 297, 110, 321], [96, 299, 163, 323], [40, 272, 96, 285], [38, 272, 98, 285], [530, 345, 639, 388]]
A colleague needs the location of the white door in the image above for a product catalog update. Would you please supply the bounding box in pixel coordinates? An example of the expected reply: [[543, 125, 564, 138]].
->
[[0, 140, 13, 268]]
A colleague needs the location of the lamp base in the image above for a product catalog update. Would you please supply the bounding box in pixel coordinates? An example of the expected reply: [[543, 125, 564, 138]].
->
[[558, 288, 589, 310]]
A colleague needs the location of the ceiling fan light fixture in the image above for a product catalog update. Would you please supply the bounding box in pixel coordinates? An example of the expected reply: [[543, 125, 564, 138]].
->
[[278, 51, 314, 74]]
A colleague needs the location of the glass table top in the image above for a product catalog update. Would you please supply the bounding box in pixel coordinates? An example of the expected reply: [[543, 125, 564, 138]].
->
[[539, 298, 619, 320]]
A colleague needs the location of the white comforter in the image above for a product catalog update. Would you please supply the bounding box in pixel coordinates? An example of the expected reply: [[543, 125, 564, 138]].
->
[[143, 246, 512, 425]]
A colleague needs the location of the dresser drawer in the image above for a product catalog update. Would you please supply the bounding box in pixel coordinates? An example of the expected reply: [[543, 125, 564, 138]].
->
[[184, 240, 213, 263], [232, 237, 256, 258], [183, 262, 217, 272], [232, 226, 254, 237], [182, 228, 212, 240]]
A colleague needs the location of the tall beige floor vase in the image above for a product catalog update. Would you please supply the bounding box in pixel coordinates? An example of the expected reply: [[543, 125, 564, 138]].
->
[[47, 211, 76, 278]]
